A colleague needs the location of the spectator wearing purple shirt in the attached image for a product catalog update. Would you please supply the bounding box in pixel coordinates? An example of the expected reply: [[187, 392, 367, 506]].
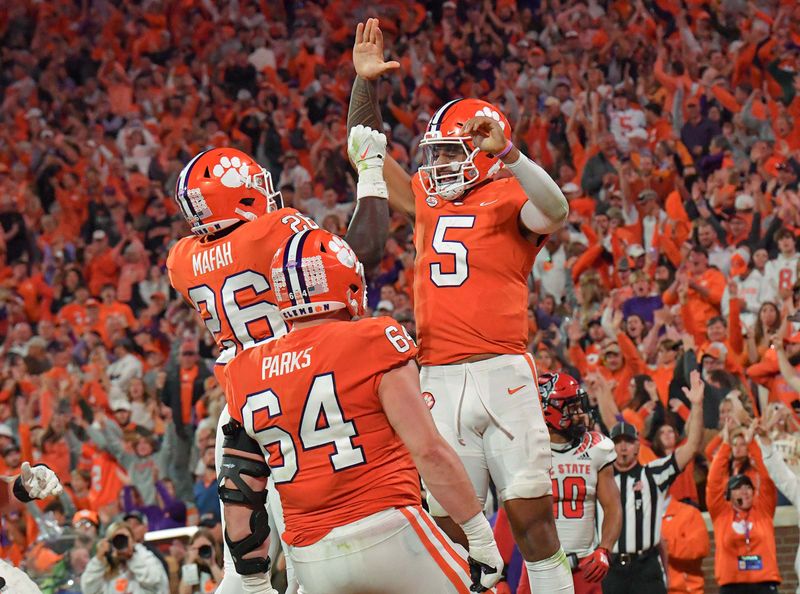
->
[[622, 271, 663, 325]]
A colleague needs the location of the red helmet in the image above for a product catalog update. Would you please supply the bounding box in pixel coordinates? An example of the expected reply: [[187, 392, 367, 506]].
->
[[271, 229, 367, 320], [418, 98, 512, 200], [538, 372, 590, 439], [174, 148, 282, 236]]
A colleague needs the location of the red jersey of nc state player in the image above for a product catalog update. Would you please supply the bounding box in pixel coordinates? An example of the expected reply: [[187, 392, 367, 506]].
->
[[166, 148, 319, 379], [549, 431, 616, 557], [224, 316, 422, 547], [411, 99, 548, 366]]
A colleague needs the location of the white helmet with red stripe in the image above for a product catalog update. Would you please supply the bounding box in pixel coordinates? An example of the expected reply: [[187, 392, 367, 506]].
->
[[174, 148, 282, 236]]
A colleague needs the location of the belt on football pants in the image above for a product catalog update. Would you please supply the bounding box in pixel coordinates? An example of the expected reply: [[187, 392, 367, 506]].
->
[[611, 548, 658, 566]]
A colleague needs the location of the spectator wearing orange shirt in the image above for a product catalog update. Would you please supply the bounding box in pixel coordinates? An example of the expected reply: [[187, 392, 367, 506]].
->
[[84, 230, 121, 297], [660, 497, 710, 594], [707, 430, 779, 593], [664, 246, 726, 344]]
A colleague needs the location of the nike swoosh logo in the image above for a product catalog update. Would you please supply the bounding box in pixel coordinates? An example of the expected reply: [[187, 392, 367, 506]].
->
[[480, 200, 498, 207], [360, 146, 370, 159], [507, 385, 525, 395]]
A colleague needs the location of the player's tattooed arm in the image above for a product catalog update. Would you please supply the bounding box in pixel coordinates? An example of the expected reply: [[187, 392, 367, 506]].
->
[[347, 76, 383, 132], [345, 197, 388, 270]]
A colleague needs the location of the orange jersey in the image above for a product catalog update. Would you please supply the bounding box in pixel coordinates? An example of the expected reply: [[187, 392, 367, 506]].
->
[[167, 209, 317, 366], [412, 175, 544, 366], [225, 317, 421, 546]]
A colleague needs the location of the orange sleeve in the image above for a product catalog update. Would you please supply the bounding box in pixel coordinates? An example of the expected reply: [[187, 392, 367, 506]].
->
[[705, 273, 726, 308], [705, 433, 723, 461], [710, 84, 742, 114], [663, 286, 679, 306], [728, 297, 744, 355], [706, 442, 731, 519], [571, 242, 604, 283], [675, 402, 691, 422], [746, 351, 780, 384], [617, 332, 646, 374], [655, 230, 683, 268], [19, 423, 33, 464], [567, 344, 589, 377], [654, 55, 678, 92]]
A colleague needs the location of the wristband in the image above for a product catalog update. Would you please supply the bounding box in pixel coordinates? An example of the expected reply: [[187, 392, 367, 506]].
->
[[12, 476, 34, 503], [356, 167, 389, 200], [495, 141, 514, 160]]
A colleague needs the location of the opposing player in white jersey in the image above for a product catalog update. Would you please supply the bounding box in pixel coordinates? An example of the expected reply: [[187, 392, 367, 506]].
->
[[167, 142, 389, 592], [516, 372, 622, 594]]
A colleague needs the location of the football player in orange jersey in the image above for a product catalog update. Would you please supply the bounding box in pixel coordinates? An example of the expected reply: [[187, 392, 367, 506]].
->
[[347, 18, 573, 593], [220, 228, 503, 594], [167, 145, 389, 593]]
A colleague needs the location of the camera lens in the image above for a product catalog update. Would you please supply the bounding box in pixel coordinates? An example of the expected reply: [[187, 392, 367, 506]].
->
[[198, 544, 213, 559], [111, 534, 129, 550]]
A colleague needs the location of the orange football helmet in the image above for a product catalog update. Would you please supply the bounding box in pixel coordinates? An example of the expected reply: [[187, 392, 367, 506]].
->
[[418, 98, 512, 200], [271, 229, 366, 320], [174, 148, 282, 236]]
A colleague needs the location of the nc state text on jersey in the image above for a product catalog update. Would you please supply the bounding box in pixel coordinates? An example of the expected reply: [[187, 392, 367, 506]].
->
[[555, 463, 592, 475], [192, 241, 233, 276], [262, 347, 313, 379]]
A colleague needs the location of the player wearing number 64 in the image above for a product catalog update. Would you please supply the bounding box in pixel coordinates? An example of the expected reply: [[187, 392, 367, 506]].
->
[[222, 228, 504, 593], [167, 146, 388, 594]]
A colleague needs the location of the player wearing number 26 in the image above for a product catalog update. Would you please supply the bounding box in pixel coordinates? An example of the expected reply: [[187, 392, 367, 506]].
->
[[167, 147, 319, 379], [223, 228, 504, 593], [348, 17, 571, 592], [167, 147, 320, 594]]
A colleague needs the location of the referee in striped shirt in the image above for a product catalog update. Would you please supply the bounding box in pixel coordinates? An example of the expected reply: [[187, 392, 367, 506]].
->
[[600, 371, 705, 594]]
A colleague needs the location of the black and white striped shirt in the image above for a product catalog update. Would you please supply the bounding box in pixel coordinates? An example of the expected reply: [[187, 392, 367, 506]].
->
[[597, 454, 679, 554]]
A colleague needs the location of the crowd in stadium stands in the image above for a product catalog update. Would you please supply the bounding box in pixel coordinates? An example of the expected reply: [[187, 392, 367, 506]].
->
[[1, 0, 800, 591]]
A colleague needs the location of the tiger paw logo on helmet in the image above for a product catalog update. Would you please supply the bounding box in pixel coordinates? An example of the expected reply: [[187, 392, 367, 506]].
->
[[475, 106, 506, 130], [212, 155, 249, 189], [327, 236, 357, 268]]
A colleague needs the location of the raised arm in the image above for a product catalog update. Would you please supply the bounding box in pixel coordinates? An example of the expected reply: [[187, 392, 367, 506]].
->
[[461, 116, 568, 237], [347, 19, 414, 218], [674, 370, 705, 471]]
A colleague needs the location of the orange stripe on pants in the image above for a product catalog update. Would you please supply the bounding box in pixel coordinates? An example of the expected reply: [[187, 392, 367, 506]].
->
[[399, 507, 470, 594]]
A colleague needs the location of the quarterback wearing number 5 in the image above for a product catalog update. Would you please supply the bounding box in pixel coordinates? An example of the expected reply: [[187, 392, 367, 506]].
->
[[347, 18, 573, 593], [221, 228, 503, 593]]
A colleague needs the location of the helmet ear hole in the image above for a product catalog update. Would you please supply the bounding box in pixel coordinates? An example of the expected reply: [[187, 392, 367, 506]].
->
[[239, 198, 255, 206], [349, 284, 359, 292], [319, 243, 327, 253]]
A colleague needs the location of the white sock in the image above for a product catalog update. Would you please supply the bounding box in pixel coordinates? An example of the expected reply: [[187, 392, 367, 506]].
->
[[524, 548, 574, 593]]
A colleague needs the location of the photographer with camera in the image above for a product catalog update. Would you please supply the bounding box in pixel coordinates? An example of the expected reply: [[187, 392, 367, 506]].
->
[[179, 528, 224, 593], [80, 520, 169, 594]]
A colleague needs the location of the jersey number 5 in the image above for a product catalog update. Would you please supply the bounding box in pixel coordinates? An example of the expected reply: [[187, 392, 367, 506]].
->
[[552, 476, 587, 519], [430, 216, 475, 287], [244, 373, 365, 484]]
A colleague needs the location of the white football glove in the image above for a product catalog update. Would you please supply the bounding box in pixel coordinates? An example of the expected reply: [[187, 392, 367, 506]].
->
[[347, 124, 388, 200], [460, 512, 504, 592], [19, 462, 63, 500]]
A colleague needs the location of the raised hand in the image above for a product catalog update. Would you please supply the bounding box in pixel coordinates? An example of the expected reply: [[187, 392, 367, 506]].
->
[[353, 19, 400, 81], [461, 116, 508, 154], [681, 369, 704, 405]]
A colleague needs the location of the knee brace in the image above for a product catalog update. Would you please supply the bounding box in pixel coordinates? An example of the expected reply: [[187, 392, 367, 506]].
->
[[218, 421, 272, 576]]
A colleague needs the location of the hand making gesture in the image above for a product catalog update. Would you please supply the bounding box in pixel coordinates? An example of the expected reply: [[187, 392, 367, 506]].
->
[[353, 18, 400, 80]]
